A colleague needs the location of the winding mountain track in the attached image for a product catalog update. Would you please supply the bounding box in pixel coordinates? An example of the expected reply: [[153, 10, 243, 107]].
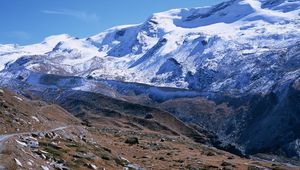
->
[[0, 126, 71, 167], [0, 126, 69, 144]]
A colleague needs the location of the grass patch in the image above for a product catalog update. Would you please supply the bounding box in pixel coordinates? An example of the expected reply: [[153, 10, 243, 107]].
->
[[94, 147, 112, 160], [40, 141, 65, 157], [66, 158, 87, 169], [248, 166, 261, 170], [76, 145, 89, 153], [114, 157, 126, 166]]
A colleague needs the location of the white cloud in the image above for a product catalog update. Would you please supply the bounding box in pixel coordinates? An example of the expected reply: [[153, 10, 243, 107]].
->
[[41, 9, 99, 24]]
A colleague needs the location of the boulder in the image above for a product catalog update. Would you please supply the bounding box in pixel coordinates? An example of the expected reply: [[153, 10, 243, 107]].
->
[[125, 137, 139, 145], [144, 113, 153, 119]]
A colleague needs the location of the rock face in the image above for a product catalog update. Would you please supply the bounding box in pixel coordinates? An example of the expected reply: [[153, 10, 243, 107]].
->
[[0, 0, 300, 163], [157, 78, 300, 159]]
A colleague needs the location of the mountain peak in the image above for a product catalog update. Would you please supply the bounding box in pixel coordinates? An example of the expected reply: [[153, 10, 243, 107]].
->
[[149, 0, 299, 29], [43, 34, 74, 46]]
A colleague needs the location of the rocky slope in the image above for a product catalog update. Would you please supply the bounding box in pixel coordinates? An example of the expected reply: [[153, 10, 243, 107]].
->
[[2, 89, 296, 170]]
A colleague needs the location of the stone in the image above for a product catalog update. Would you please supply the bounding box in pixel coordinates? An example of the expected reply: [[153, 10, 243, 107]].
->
[[41, 165, 49, 170], [85, 163, 97, 170], [221, 161, 232, 167], [14, 158, 22, 167], [144, 113, 153, 119], [126, 164, 143, 170], [125, 137, 139, 145]]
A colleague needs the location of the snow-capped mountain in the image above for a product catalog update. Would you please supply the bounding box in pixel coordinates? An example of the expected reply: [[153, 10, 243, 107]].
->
[[1, 0, 300, 95]]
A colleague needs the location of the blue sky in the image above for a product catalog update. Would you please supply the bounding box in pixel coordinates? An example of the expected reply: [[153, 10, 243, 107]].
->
[[0, 0, 224, 45]]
